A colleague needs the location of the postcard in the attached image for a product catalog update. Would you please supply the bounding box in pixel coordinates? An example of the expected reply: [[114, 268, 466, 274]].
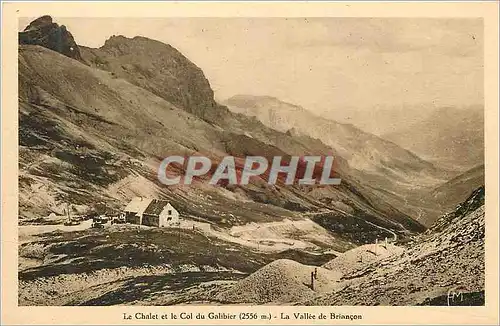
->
[[1, 1, 499, 325]]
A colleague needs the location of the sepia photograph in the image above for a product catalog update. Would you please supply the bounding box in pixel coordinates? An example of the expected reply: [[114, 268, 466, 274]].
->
[[1, 2, 499, 324], [15, 14, 487, 307]]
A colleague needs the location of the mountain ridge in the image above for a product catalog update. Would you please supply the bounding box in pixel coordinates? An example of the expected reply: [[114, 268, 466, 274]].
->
[[383, 106, 484, 171], [18, 17, 426, 242], [19, 15, 85, 63], [224, 94, 465, 226], [16, 16, 485, 308], [224, 94, 444, 175]]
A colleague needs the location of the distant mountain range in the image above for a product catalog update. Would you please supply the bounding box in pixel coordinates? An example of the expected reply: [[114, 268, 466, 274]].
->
[[18, 15, 484, 237], [224, 95, 447, 181], [383, 106, 484, 171], [224, 95, 484, 225]]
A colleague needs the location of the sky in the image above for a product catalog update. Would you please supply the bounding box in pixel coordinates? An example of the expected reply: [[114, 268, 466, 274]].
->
[[19, 17, 484, 117]]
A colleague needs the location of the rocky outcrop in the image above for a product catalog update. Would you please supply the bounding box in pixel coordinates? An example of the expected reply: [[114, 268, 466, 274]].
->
[[80, 35, 226, 122], [19, 15, 85, 63]]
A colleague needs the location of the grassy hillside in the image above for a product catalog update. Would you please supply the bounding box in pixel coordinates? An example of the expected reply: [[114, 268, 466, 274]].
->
[[19, 44, 423, 236]]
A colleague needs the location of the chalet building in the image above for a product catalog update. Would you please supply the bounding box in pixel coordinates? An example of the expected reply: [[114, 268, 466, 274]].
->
[[123, 197, 152, 225], [123, 197, 180, 227], [142, 200, 180, 227]]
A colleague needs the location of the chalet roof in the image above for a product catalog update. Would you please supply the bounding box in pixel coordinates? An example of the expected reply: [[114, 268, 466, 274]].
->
[[124, 197, 153, 214], [143, 199, 170, 216]]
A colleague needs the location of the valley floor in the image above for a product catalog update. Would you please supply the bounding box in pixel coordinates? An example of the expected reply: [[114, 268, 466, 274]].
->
[[18, 217, 341, 306], [18, 190, 484, 306]]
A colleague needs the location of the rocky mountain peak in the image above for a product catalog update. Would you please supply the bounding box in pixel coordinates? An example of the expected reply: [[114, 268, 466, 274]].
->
[[19, 15, 84, 63], [226, 94, 304, 111], [24, 15, 54, 29], [81, 34, 223, 122]]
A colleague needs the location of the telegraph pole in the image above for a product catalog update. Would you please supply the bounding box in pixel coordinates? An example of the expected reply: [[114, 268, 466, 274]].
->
[[66, 203, 71, 223]]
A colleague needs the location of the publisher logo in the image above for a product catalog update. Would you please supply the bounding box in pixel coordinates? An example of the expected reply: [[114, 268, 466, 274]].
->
[[447, 286, 467, 306]]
